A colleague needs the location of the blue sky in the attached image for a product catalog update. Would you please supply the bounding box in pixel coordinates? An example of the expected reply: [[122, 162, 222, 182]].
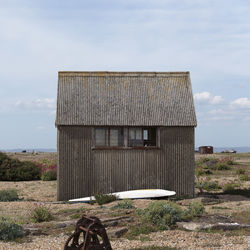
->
[[0, 0, 250, 149]]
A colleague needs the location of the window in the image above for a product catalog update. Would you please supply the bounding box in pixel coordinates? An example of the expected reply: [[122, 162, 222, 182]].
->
[[95, 127, 124, 147], [95, 128, 108, 146], [94, 127, 157, 148], [129, 127, 143, 146], [129, 127, 156, 147]]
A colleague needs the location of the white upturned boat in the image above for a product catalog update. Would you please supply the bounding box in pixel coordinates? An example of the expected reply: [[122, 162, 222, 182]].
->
[[69, 189, 176, 203]]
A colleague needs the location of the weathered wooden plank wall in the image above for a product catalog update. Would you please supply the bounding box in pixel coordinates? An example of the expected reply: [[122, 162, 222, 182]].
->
[[57, 126, 194, 201]]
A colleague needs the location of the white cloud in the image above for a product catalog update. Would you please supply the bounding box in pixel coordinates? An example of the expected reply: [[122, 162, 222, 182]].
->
[[194, 92, 210, 102], [197, 96, 250, 124], [210, 96, 224, 105], [231, 97, 250, 109], [15, 98, 56, 111], [208, 109, 226, 115], [206, 109, 235, 121], [194, 92, 223, 105], [210, 116, 235, 121]]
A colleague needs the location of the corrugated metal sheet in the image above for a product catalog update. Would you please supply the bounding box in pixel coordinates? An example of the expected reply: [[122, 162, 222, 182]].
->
[[56, 72, 197, 126], [57, 126, 194, 201]]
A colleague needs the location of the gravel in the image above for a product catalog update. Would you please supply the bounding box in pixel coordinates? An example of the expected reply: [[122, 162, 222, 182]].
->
[[0, 230, 249, 250]]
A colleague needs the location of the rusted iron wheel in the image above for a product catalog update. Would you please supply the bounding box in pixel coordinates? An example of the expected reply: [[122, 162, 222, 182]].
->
[[64, 215, 112, 250]]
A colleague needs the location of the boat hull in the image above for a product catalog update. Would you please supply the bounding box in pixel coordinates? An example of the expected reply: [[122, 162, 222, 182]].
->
[[69, 189, 176, 203]]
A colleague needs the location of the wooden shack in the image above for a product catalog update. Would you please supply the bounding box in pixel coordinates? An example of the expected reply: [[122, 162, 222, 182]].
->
[[198, 146, 213, 154], [56, 72, 197, 200]]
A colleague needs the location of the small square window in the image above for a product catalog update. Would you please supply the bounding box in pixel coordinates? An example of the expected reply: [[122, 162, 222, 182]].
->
[[129, 127, 156, 147], [129, 128, 143, 147], [95, 128, 108, 146], [95, 127, 124, 147]]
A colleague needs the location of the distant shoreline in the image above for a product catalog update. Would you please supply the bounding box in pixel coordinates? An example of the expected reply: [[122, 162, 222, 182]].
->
[[0, 149, 57, 153], [1, 147, 250, 153], [197, 147, 250, 153]]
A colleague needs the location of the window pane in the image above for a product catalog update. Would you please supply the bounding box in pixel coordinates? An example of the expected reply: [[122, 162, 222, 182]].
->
[[118, 128, 124, 146], [143, 129, 148, 140], [110, 128, 124, 146], [110, 129, 118, 146], [150, 128, 156, 146], [135, 128, 142, 140], [95, 128, 108, 146], [144, 127, 157, 146], [129, 127, 143, 147], [129, 129, 135, 139]]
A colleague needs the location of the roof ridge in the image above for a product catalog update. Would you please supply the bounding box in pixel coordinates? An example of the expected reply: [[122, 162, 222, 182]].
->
[[58, 71, 190, 77]]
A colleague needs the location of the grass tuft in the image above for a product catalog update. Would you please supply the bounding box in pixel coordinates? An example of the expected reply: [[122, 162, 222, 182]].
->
[[125, 224, 157, 240], [0, 217, 24, 241], [30, 205, 53, 223], [94, 193, 117, 205], [239, 174, 249, 181], [111, 199, 135, 209], [0, 189, 19, 202]]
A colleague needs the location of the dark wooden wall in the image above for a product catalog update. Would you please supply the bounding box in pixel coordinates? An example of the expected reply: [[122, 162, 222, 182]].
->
[[57, 126, 195, 201]]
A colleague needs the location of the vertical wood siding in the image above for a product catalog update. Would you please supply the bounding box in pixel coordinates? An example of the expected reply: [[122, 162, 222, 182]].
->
[[57, 126, 194, 200]]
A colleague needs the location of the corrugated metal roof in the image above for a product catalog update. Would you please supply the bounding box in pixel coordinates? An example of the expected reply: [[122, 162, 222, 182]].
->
[[56, 71, 197, 126]]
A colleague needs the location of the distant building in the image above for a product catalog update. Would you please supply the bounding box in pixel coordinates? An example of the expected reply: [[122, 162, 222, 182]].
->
[[198, 146, 213, 154], [56, 71, 197, 200]]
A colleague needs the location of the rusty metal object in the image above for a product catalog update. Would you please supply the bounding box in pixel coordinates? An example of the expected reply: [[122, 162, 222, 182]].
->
[[64, 215, 112, 250]]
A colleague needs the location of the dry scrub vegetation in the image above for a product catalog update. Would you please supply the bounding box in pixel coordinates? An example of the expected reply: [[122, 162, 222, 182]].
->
[[0, 152, 249, 249]]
